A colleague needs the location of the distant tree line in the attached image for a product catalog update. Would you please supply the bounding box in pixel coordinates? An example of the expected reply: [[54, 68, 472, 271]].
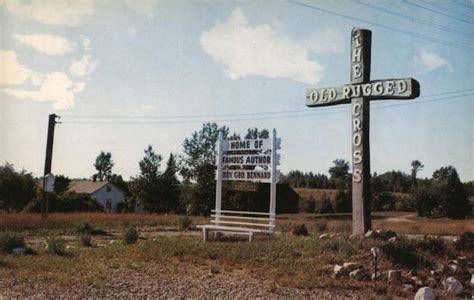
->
[[287, 159, 471, 219], [0, 123, 471, 219]]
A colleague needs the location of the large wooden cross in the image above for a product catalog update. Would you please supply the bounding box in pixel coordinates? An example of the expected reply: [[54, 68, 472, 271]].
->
[[305, 28, 420, 234]]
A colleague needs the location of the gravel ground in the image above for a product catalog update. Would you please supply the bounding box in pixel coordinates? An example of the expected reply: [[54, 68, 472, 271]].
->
[[1, 262, 362, 299]]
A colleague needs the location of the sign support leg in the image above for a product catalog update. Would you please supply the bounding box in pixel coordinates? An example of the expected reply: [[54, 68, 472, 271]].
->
[[215, 131, 223, 225], [269, 129, 277, 238]]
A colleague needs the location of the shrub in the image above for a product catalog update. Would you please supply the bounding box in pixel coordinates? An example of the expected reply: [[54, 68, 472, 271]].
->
[[320, 238, 356, 255], [416, 237, 446, 256], [124, 225, 139, 244], [292, 224, 309, 236], [303, 196, 316, 213], [81, 233, 92, 247], [329, 222, 352, 233], [46, 238, 68, 256], [381, 238, 429, 268], [279, 223, 293, 233], [177, 216, 192, 230], [394, 195, 415, 211], [413, 187, 439, 217], [76, 221, 93, 234], [25, 192, 104, 213], [372, 191, 395, 211], [0, 232, 25, 254], [332, 189, 351, 213], [432, 166, 469, 219], [456, 232, 474, 251], [317, 193, 333, 214], [314, 219, 328, 232], [0, 163, 36, 212]]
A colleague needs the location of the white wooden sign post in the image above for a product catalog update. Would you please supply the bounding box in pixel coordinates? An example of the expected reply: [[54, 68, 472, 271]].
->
[[198, 129, 281, 242]]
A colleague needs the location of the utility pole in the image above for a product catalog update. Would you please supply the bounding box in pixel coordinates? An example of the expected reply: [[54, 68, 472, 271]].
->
[[41, 114, 60, 220]]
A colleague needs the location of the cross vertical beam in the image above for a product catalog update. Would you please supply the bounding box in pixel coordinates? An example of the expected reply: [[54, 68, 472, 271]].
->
[[351, 29, 371, 234]]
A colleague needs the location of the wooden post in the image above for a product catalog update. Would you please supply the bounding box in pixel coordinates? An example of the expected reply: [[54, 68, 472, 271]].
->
[[350, 28, 372, 234], [42, 114, 59, 220], [215, 131, 223, 225], [269, 129, 277, 236]]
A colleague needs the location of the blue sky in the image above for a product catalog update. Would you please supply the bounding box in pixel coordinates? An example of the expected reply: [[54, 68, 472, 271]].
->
[[1, 0, 472, 181]]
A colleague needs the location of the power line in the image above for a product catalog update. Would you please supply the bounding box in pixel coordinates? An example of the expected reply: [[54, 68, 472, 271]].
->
[[61, 89, 474, 120], [356, 0, 473, 39], [403, 0, 474, 25], [288, 0, 474, 53], [61, 92, 473, 125], [454, 0, 474, 10], [417, 0, 473, 20]]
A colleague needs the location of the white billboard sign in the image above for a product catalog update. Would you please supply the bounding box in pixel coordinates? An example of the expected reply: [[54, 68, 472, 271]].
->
[[222, 170, 272, 182], [222, 138, 281, 152], [221, 154, 272, 166]]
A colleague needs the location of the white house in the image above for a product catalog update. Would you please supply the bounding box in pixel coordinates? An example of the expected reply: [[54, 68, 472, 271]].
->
[[68, 180, 124, 213]]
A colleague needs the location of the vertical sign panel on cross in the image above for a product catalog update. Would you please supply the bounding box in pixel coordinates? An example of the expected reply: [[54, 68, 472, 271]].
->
[[305, 28, 420, 234]]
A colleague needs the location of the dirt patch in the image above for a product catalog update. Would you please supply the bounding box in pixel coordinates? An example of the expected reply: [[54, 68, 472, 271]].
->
[[1, 262, 358, 298]]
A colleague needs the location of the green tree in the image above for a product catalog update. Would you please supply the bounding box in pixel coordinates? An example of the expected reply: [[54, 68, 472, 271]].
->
[[329, 159, 350, 189], [411, 160, 424, 189], [372, 191, 395, 211], [413, 186, 439, 217], [432, 166, 468, 219], [318, 193, 334, 214], [303, 195, 316, 213], [93, 151, 114, 181], [329, 159, 350, 179], [181, 123, 229, 215], [53, 175, 71, 195], [161, 153, 180, 213], [332, 189, 352, 213], [110, 174, 129, 196], [245, 128, 269, 139], [129, 145, 163, 212], [0, 163, 36, 212], [139, 145, 162, 180]]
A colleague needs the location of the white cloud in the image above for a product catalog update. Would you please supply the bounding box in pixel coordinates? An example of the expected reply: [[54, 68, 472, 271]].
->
[[125, 0, 157, 18], [0, 50, 33, 85], [127, 27, 137, 36], [13, 33, 73, 55], [81, 35, 92, 52], [70, 55, 98, 77], [306, 28, 344, 54], [420, 50, 453, 72], [200, 7, 323, 84], [0, 50, 85, 109], [139, 104, 154, 111], [4, 0, 95, 26], [2, 72, 85, 110]]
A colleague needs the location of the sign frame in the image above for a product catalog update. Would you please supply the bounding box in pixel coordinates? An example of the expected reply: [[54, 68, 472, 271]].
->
[[214, 129, 280, 231]]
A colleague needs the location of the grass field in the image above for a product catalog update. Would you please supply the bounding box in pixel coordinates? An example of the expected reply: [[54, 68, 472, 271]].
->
[[1, 212, 473, 297]]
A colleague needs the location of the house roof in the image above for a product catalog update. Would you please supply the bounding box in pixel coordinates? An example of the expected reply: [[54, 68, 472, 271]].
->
[[68, 180, 110, 194]]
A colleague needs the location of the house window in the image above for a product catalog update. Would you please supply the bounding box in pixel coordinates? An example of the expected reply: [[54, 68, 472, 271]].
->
[[106, 186, 111, 192], [106, 199, 112, 211]]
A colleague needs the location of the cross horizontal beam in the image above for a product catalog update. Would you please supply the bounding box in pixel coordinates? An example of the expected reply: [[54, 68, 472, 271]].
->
[[306, 78, 420, 107]]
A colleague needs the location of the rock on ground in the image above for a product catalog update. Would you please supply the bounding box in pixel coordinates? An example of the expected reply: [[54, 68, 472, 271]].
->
[[414, 287, 434, 300], [388, 270, 401, 285], [443, 276, 463, 296]]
